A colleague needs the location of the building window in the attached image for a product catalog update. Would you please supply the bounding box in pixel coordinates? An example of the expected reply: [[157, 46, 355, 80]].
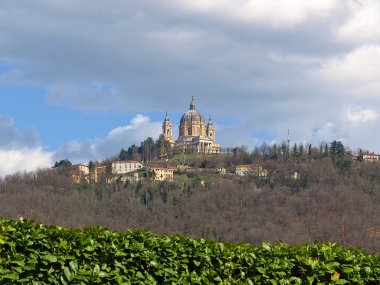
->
[[188, 127, 191, 135]]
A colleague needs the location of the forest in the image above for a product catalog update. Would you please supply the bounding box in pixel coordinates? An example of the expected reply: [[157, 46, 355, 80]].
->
[[0, 141, 379, 254]]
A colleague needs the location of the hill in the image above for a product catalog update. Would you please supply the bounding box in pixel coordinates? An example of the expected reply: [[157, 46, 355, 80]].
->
[[1, 154, 380, 254]]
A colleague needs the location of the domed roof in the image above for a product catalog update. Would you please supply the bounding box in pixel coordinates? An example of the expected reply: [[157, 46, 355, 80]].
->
[[180, 97, 205, 125]]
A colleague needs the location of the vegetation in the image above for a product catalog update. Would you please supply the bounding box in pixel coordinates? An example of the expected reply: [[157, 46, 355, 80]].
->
[[0, 217, 379, 284], [118, 135, 172, 162], [1, 150, 380, 254]]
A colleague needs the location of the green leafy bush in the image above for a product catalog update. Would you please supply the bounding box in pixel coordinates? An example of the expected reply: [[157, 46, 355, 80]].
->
[[0, 217, 379, 284]]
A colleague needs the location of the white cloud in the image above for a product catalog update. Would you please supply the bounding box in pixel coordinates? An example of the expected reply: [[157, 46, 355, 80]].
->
[[0, 147, 53, 177], [54, 114, 162, 163], [170, 0, 338, 28], [345, 107, 378, 123], [316, 45, 380, 100], [2, 0, 380, 154], [0, 115, 53, 177], [318, 45, 380, 82], [312, 122, 340, 143], [108, 115, 150, 138], [0, 115, 39, 149], [337, 0, 380, 44], [47, 82, 122, 111]]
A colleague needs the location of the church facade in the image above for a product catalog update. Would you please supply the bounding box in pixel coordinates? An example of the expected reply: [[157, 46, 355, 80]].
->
[[163, 97, 220, 154]]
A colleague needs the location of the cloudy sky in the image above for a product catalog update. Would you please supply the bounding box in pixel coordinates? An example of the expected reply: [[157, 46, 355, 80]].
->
[[1, 0, 380, 176]]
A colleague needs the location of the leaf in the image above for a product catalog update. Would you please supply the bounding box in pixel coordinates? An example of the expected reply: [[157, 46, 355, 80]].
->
[[331, 271, 340, 281], [256, 267, 267, 275], [261, 242, 271, 251], [64, 267, 73, 281], [2, 273, 20, 280], [93, 264, 100, 276], [69, 260, 78, 273], [44, 254, 57, 263]]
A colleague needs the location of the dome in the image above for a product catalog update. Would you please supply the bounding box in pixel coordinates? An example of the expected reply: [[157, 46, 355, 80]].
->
[[180, 109, 205, 124], [180, 97, 205, 124]]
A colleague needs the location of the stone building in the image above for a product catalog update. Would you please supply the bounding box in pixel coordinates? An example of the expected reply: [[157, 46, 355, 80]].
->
[[163, 97, 220, 154]]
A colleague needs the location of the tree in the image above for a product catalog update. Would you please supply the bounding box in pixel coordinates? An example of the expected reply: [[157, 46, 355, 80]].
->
[[155, 135, 172, 160], [330, 141, 345, 161], [54, 159, 72, 168], [330, 141, 352, 175], [141, 137, 156, 162], [119, 149, 129, 161], [308, 144, 312, 156], [127, 144, 140, 161], [105, 160, 113, 182], [280, 142, 289, 161], [323, 144, 329, 157], [292, 143, 298, 159], [88, 161, 96, 185], [299, 144, 304, 159]]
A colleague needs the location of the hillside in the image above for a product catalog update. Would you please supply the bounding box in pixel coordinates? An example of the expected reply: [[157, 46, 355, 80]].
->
[[0, 217, 379, 284], [0, 154, 380, 254]]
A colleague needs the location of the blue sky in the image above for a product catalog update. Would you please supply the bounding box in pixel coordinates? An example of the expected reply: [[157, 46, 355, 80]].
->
[[1, 0, 380, 176]]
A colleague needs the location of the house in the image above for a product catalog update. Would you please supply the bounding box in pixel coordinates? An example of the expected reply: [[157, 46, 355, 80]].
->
[[114, 171, 142, 183], [71, 164, 90, 183], [235, 164, 268, 178], [70, 164, 112, 184], [290, 171, 300, 180], [235, 165, 254, 176], [112, 161, 144, 175], [150, 167, 175, 181], [94, 165, 110, 183], [360, 152, 380, 163]]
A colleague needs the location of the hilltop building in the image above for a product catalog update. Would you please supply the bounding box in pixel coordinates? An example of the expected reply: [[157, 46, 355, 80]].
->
[[112, 161, 144, 175], [150, 166, 175, 181], [70, 164, 111, 184], [360, 152, 380, 163], [235, 164, 268, 178], [163, 97, 220, 154]]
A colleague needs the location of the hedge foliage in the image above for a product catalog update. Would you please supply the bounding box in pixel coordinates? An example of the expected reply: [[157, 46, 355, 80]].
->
[[0, 217, 379, 284]]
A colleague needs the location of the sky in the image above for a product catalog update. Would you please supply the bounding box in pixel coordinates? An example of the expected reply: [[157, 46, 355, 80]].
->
[[1, 0, 380, 177]]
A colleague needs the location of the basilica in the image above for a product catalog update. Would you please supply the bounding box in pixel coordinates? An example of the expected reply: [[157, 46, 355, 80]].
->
[[163, 97, 221, 154]]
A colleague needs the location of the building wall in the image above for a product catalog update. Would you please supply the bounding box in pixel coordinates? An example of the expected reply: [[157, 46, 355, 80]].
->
[[151, 168, 174, 181], [179, 121, 207, 138], [72, 164, 89, 183], [112, 161, 143, 175], [361, 153, 380, 163]]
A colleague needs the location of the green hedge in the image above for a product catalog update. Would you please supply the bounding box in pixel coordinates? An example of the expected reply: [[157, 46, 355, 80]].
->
[[0, 217, 379, 284]]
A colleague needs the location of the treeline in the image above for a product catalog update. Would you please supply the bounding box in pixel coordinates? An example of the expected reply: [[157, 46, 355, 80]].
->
[[1, 152, 380, 254], [118, 135, 172, 162]]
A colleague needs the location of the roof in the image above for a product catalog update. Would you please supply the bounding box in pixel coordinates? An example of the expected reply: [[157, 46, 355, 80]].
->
[[180, 97, 205, 125], [112, 160, 142, 164], [151, 167, 176, 170]]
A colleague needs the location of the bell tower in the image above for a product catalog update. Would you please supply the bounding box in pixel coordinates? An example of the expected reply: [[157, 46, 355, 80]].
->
[[206, 117, 215, 142], [163, 112, 174, 145]]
